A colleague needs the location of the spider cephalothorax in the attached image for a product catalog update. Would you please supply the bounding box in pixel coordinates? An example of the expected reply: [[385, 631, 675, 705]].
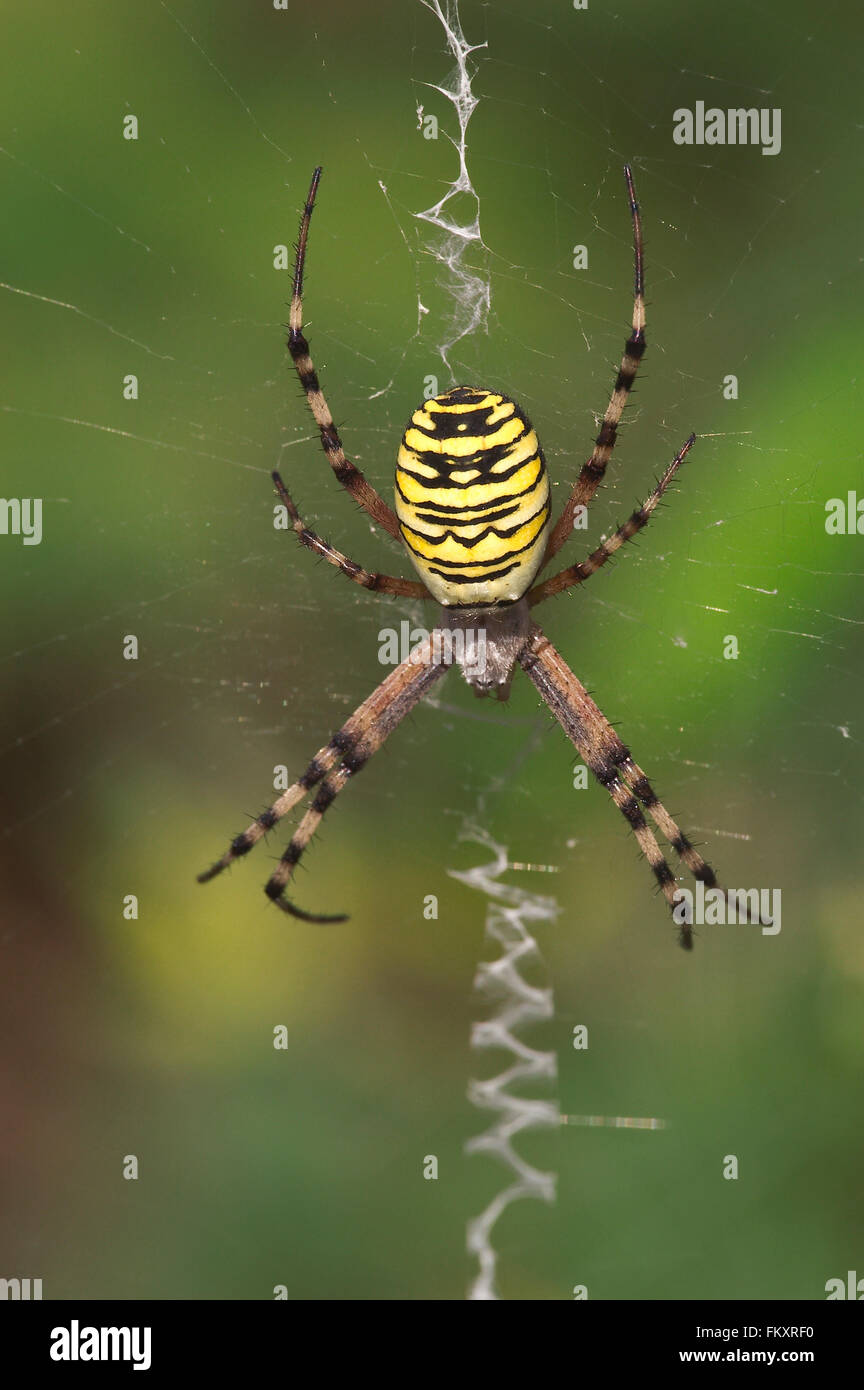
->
[[198, 165, 755, 948], [439, 598, 534, 700]]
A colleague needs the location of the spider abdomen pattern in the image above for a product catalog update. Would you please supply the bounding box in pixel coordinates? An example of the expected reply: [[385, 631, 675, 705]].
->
[[394, 386, 550, 606]]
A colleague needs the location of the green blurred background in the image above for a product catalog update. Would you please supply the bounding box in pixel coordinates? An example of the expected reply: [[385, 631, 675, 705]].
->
[[1, 0, 862, 1300]]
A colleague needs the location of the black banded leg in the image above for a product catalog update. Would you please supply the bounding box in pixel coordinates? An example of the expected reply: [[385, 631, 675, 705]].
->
[[197, 731, 350, 884], [527, 434, 695, 606], [263, 636, 451, 920], [288, 168, 402, 543], [543, 663, 724, 899], [600, 766, 686, 924], [612, 753, 766, 924], [518, 626, 691, 947], [263, 766, 353, 922], [542, 165, 647, 566], [606, 749, 761, 927], [615, 756, 718, 889], [272, 472, 427, 599], [197, 637, 449, 887]]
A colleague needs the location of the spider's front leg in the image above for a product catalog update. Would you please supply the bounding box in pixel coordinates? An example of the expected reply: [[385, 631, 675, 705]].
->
[[542, 164, 647, 566], [287, 167, 402, 542]]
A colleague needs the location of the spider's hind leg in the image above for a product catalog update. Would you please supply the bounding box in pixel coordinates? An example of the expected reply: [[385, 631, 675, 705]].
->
[[614, 751, 717, 890], [263, 636, 451, 919], [518, 623, 745, 948], [197, 743, 339, 884], [198, 636, 449, 898]]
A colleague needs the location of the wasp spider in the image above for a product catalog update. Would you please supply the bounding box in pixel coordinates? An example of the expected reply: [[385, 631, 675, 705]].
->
[[199, 166, 740, 949]]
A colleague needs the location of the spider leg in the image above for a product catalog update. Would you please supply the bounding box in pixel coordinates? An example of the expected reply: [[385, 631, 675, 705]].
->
[[616, 753, 719, 890], [197, 637, 447, 887], [263, 636, 451, 919], [272, 472, 427, 599], [288, 168, 402, 543], [197, 728, 349, 883], [542, 165, 646, 567], [520, 625, 729, 949], [527, 434, 694, 606]]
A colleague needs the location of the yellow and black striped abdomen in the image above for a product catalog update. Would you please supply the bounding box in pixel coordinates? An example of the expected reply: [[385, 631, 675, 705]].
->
[[394, 387, 550, 606]]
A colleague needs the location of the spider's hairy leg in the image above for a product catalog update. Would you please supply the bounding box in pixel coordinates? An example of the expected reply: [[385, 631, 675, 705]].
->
[[197, 731, 346, 884], [263, 765, 353, 923], [197, 638, 446, 886], [542, 164, 647, 567], [613, 750, 765, 927], [550, 654, 721, 894], [272, 472, 427, 599], [263, 637, 451, 920], [519, 625, 697, 948], [287, 167, 402, 542], [528, 434, 695, 606], [616, 753, 718, 890]]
